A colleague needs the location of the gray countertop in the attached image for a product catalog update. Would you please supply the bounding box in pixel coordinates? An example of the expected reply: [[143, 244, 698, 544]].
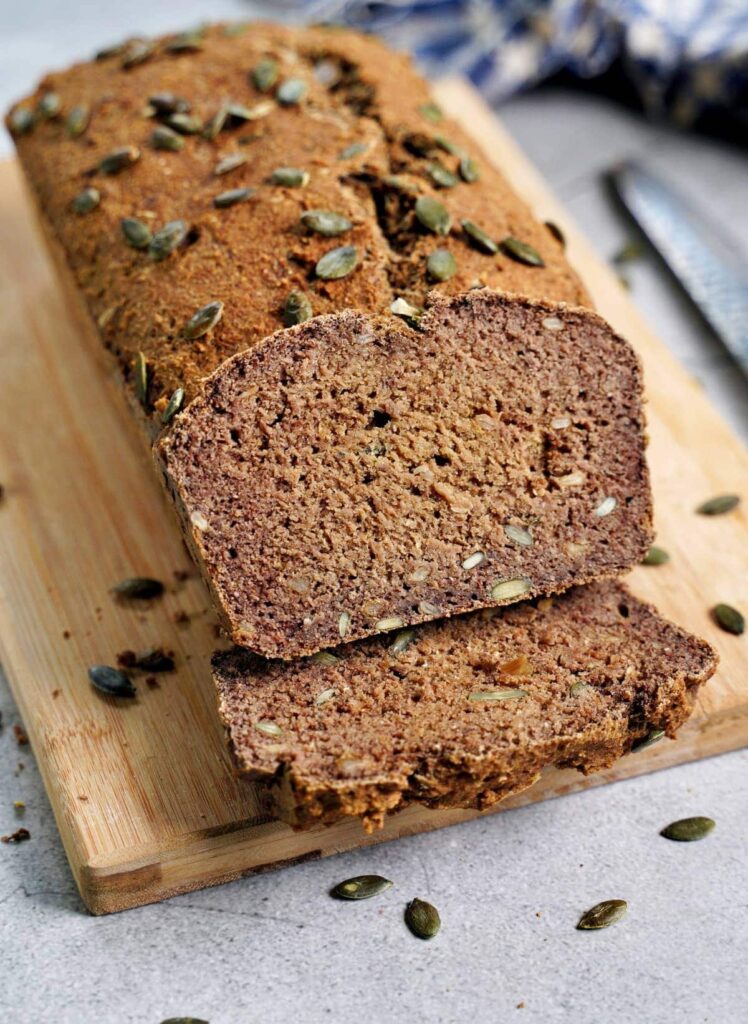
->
[[1, 4, 746, 1023]]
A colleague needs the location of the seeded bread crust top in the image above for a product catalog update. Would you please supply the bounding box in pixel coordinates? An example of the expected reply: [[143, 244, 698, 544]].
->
[[8, 21, 587, 427], [213, 581, 717, 831]]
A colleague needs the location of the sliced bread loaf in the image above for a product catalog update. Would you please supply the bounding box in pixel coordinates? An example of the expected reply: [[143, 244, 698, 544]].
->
[[159, 290, 653, 658], [213, 581, 717, 831]]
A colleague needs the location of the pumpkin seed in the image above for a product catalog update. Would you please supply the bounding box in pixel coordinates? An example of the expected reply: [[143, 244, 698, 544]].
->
[[462, 219, 498, 254], [149, 93, 191, 115], [271, 166, 309, 187], [632, 728, 665, 752], [419, 102, 443, 124], [167, 112, 202, 135], [331, 875, 393, 900], [338, 611, 351, 638], [301, 209, 352, 236], [254, 721, 282, 737], [66, 104, 90, 137], [99, 145, 140, 174], [577, 899, 627, 930], [594, 496, 617, 517], [389, 630, 415, 655], [434, 134, 462, 155], [111, 577, 164, 600], [315, 688, 336, 706], [570, 680, 591, 696], [121, 39, 155, 69], [504, 524, 533, 547], [277, 78, 307, 105], [315, 245, 358, 280], [94, 41, 124, 61], [660, 816, 715, 842], [202, 107, 228, 140], [184, 301, 223, 340], [213, 187, 254, 208], [148, 220, 188, 261], [469, 688, 528, 702], [214, 152, 247, 176], [428, 163, 458, 189], [490, 578, 532, 602], [283, 290, 313, 326], [121, 217, 152, 250], [415, 195, 451, 235], [165, 29, 204, 53], [712, 603, 745, 635], [501, 236, 545, 266], [9, 106, 36, 135], [338, 141, 368, 160], [390, 297, 422, 324], [162, 388, 185, 425], [427, 248, 457, 281], [251, 58, 278, 92], [226, 101, 272, 123], [151, 125, 184, 151], [311, 651, 340, 666], [134, 351, 149, 407], [459, 155, 479, 182], [405, 898, 441, 939], [375, 616, 405, 632], [643, 545, 669, 565], [71, 187, 100, 215], [461, 552, 484, 570], [89, 665, 136, 699], [37, 91, 61, 119], [696, 494, 740, 515], [383, 174, 419, 193], [545, 220, 566, 247]]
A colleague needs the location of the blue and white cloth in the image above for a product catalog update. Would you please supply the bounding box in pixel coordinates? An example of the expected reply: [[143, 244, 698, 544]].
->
[[298, 0, 748, 125]]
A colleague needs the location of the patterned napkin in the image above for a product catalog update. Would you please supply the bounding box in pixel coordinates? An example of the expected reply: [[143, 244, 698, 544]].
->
[[299, 0, 747, 125]]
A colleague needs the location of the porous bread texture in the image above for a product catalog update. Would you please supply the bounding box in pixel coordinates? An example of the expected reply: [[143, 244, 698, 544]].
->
[[159, 290, 653, 658], [7, 21, 587, 428], [212, 581, 717, 831]]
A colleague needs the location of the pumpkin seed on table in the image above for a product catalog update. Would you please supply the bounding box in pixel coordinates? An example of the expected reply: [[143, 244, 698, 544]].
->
[[643, 545, 669, 565], [415, 195, 451, 235], [283, 290, 313, 326], [459, 155, 479, 182], [88, 665, 136, 699], [120, 217, 152, 249], [712, 603, 745, 635], [426, 249, 457, 281], [134, 351, 149, 406], [428, 163, 458, 189], [577, 899, 627, 930], [9, 107, 35, 135], [99, 146, 140, 174], [162, 388, 185, 425], [111, 577, 164, 600], [37, 91, 61, 119], [461, 219, 498, 254], [696, 493, 740, 515], [331, 875, 393, 900], [151, 125, 184, 151], [251, 57, 279, 92], [66, 104, 90, 138], [660, 816, 715, 842], [149, 219, 188, 260], [71, 187, 100, 215], [277, 78, 307, 105], [301, 209, 352, 236], [184, 301, 224, 340], [213, 187, 254, 209], [315, 245, 358, 280], [271, 166, 309, 187], [500, 236, 545, 266], [405, 898, 441, 939]]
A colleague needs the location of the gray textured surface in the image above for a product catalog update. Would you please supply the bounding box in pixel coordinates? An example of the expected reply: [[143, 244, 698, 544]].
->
[[1, 3, 747, 1022]]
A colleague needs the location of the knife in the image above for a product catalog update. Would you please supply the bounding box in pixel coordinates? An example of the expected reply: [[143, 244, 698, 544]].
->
[[611, 161, 748, 376]]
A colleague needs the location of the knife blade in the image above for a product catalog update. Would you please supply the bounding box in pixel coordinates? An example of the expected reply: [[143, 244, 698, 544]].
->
[[611, 161, 748, 376]]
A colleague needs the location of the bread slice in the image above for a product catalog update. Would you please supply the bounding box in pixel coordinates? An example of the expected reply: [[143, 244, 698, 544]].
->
[[212, 581, 717, 831], [158, 290, 653, 658]]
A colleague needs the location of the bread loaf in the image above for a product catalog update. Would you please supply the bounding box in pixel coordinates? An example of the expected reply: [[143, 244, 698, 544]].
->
[[159, 291, 653, 657], [212, 581, 717, 831]]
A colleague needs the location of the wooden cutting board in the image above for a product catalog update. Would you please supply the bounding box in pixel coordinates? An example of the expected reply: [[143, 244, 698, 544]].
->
[[0, 80, 746, 915]]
